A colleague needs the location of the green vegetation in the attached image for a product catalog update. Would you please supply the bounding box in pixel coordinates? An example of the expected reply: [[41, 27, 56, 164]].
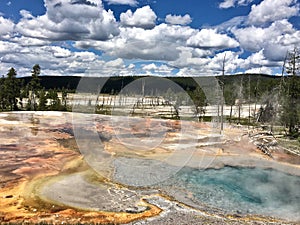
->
[[0, 64, 69, 112], [0, 48, 299, 138], [2, 67, 21, 111], [280, 47, 300, 137]]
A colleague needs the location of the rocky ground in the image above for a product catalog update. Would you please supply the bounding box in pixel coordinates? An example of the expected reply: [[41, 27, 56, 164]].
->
[[0, 111, 299, 225]]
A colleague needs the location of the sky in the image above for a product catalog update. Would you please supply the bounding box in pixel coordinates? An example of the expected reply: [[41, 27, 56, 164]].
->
[[0, 0, 299, 77]]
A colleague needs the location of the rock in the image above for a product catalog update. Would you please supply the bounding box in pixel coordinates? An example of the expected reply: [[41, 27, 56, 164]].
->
[[125, 206, 148, 213], [98, 131, 112, 142], [4, 195, 13, 198]]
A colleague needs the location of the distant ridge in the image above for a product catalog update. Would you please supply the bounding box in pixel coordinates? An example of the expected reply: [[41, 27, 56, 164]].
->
[[17, 74, 283, 94]]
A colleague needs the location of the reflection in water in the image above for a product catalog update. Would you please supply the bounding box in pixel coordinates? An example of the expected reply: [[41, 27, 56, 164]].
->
[[168, 166, 300, 221], [30, 115, 40, 136]]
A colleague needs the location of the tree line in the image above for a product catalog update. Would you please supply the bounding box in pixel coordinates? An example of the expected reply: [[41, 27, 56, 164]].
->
[[219, 47, 300, 138], [0, 47, 299, 137], [0, 64, 68, 111]]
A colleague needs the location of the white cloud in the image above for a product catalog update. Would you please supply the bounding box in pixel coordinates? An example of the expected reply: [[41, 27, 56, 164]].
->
[[240, 50, 281, 74], [75, 24, 197, 61], [142, 63, 157, 71], [245, 66, 272, 74], [11, 36, 51, 46], [233, 26, 267, 52], [19, 10, 34, 19], [165, 14, 192, 25], [248, 0, 299, 25], [232, 19, 296, 60], [0, 16, 14, 40], [128, 63, 135, 69], [104, 0, 138, 6], [171, 48, 239, 74], [142, 63, 173, 75], [0, 42, 105, 76], [207, 51, 244, 74], [278, 30, 300, 46], [244, 50, 269, 66], [41, 46, 72, 58], [120, 6, 157, 29], [88, 0, 103, 5], [14, 48, 125, 77], [214, 16, 247, 32], [172, 48, 210, 69], [187, 29, 239, 50], [105, 58, 125, 68], [15, 0, 119, 42], [219, 0, 235, 8], [1, 0, 297, 76], [0, 41, 21, 55], [219, 0, 254, 8]]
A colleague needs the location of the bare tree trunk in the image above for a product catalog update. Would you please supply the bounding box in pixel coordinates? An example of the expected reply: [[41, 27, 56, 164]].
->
[[221, 53, 226, 132], [229, 104, 233, 124], [238, 103, 241, 124], [248, 75, 251, 126]]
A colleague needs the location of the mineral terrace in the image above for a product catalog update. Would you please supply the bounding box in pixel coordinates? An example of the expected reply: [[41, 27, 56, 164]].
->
[[0, 111, 299, 225]]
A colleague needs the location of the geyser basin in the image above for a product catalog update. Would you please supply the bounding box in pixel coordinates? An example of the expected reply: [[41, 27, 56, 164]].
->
[[171, 166, 300, 221]]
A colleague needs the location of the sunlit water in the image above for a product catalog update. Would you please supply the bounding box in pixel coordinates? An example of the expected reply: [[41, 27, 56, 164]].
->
[[168, 166, 300, 221]]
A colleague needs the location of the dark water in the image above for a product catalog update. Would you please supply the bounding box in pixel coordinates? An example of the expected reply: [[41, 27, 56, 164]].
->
[[171, 166, 300, 221]]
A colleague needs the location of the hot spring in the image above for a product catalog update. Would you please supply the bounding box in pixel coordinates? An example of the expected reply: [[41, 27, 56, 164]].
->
[[167, 166, 300, 221]]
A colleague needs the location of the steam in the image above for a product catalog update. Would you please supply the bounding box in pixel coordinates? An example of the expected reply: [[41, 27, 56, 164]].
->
[[169, 166, 300, 221]]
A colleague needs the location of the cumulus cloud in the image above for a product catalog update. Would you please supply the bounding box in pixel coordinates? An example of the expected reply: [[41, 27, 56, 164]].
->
[[104, 0, 138, 6], [0, 41, 21, 55], [219, 0, 254, 8], [172, 48, 210, 69], [245, 66, 272, 74], [248, 0, 299, 25], [15, 0, 119, 42], [120, 6, 157, 29], [11, 36, 51, 46], [187, 29, 239, 50], [278, 30, 300, 46], [1, 0, 298, 76], [41, 46, 72, 58], [75, 24, 197, 61], [207, 51, 244, 74], [240, 50, 282, 74], [244, 50, 269, 66], [0, 16, 14, 40], [165, 14, 192, 25], [105, 58, 125, 68], [232, 19, 296, 60], [0, 44, 128, 77], [142, 63, 174, 75]]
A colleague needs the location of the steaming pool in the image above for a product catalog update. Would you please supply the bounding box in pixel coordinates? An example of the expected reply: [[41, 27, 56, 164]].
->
[[167, 166, 300, 221], [40, 163, 300, 222]]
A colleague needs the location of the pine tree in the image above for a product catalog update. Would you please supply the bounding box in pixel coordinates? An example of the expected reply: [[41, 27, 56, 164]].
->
[[27, 64, 41, 110], [281, 47, 300, 136], [4, 68, 20, 111], [38, 88, 48, 111], [0, 75, 6, 111], [61, 87, 68, 111], [47, 89, 61, 110], [190, 86, 206, 122]]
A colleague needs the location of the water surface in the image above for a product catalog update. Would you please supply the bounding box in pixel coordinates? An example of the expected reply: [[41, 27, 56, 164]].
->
[[170, 166, 300, 221]]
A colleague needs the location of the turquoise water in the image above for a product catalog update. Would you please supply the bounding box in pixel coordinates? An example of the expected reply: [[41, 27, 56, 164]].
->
[[172, 166, 300, 221]]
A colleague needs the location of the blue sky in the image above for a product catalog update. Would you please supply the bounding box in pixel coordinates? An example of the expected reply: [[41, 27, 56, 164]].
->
[[0, 0, 299, 76]]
